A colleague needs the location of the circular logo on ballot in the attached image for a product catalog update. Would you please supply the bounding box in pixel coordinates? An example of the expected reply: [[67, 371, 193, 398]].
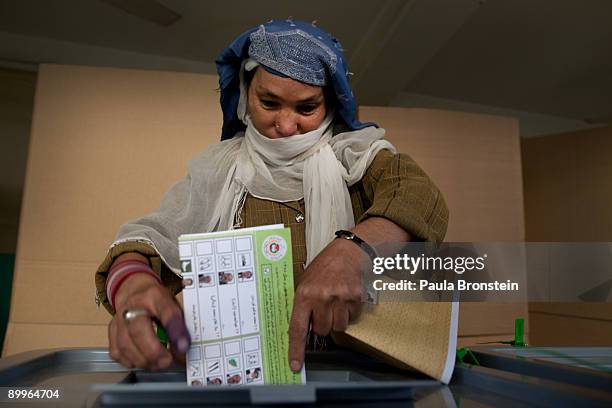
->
[[262, 235, 287, 261]]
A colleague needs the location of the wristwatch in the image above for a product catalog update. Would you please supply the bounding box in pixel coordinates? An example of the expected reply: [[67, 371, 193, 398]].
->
[[334, 230, 378, 262]]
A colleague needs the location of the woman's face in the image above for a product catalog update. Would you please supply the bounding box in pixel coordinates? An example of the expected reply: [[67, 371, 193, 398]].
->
[[247, 67, 327, 139]]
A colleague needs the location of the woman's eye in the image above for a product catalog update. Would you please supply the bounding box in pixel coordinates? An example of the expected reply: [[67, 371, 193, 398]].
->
[[260, 100, 278, 109], [298, 104, 317, 114]]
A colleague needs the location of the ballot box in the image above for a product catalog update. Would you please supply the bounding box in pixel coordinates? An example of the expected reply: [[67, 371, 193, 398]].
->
[[1, 347, 611, 407]]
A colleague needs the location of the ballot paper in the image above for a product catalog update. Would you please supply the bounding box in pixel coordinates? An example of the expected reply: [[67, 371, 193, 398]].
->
[[179, 224, 305, 386]]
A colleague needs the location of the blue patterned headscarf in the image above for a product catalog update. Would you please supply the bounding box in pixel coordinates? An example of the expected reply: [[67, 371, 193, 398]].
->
[[216, 19, 377, 140]]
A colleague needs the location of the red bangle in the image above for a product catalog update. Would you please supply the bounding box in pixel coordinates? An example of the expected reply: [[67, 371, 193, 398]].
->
[[110, 269, 159, 309], [108, 259, 151, 279], [107, 260, 152, 294], [106, 260, 160, 309]]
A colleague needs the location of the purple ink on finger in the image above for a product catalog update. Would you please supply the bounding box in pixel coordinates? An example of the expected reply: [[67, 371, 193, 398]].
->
[[165, 314, 191, 353]]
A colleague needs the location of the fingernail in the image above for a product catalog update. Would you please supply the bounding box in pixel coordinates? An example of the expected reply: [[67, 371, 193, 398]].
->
[[290, 360, 301, 372], [177, 337, 189, 353]]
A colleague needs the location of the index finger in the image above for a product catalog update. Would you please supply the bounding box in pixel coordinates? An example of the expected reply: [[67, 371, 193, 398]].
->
[[149, 287, 191, 354], [288, 295, 312, 372]]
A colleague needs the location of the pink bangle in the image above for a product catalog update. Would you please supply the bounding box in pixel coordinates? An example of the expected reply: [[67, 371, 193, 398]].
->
[[106, 260, 160, 309]]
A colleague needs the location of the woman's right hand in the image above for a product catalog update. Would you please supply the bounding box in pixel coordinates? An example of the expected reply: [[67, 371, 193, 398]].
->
[[108, 255, 190, 371]]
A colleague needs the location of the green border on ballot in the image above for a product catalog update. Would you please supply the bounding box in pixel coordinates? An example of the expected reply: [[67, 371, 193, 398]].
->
[[253, 227, 298, 384]]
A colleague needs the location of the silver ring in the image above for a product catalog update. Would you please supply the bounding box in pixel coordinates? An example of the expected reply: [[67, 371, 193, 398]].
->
[[274, 122, 280, 129], [122, 308, 149, 322]]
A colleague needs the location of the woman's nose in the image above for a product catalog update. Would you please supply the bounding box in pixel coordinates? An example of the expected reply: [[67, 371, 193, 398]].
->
[[275, 110, 298, 137]]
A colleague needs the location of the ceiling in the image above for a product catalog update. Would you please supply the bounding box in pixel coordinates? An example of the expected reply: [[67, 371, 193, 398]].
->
[[0, 0, 611, 122]]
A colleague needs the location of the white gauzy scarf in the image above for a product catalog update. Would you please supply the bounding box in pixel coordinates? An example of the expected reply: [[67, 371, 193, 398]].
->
[[212, 114, 396, 265]]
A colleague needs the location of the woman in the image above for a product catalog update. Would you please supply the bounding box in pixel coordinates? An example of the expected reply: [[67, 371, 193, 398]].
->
[[95, 19, 448, 372]]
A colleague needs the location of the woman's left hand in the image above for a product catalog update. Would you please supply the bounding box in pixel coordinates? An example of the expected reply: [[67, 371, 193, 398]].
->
[[287, 236, 365, 372]]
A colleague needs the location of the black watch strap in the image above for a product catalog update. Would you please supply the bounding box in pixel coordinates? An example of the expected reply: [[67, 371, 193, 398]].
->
[[334, 230, 378, 262]]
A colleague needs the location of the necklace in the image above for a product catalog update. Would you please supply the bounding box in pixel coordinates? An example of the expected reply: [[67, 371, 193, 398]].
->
[[277, 199, 305, 223]]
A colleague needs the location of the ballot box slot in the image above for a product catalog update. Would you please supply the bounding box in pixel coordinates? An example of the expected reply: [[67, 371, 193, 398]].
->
[[122, 371, 186, 384], [94, 381, 432, 406]]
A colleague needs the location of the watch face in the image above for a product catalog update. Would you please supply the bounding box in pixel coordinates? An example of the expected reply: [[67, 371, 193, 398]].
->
[[336, 230, 354, 240]]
